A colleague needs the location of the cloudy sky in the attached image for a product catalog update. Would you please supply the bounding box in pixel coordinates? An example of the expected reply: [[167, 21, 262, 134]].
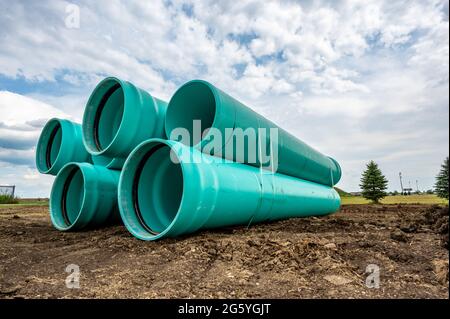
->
[[0, 0, 448, 197]]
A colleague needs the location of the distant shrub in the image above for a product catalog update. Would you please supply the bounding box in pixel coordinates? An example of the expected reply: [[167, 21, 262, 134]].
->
[[435, 157, 449, 200], [0, 194, 19, 204], [360, 161, 388, 203]]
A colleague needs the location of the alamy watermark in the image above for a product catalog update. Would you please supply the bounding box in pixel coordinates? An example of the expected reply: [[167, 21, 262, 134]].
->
[[65, 4, 80, 29], [65, 264, 80, 289], [365, 264, 380, 289], [168, 120, 280, 172]]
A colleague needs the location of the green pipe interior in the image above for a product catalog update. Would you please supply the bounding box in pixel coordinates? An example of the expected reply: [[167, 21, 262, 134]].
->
[[133, 144, 183, 235], [52, 165, 85, 228], [62, 167, 85, 226], [36, 120, 63, 173], [165, 81, 216, 145], [87, 78, 125, 152], [46, 122, 62, 171]]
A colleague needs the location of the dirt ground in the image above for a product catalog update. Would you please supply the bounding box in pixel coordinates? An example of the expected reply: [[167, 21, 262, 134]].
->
[[0, 204, 448, 299]]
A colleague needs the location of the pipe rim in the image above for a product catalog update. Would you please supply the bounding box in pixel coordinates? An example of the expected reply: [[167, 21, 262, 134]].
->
[[36, 118, 64, 174], [50, 163, 87, 231], [328, 156, 342, 186], [165, 80, 220, 149], [83, 77, 126, 156], [118, 139, 186, 240]]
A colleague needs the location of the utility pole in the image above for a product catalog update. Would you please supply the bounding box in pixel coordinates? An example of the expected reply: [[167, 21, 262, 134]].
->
[[399, 172, 404, 194], [416, 180, 419, 193]]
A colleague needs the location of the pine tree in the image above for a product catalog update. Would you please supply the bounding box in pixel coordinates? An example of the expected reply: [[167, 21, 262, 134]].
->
[[435, 157, 449, 200], [360, 161, 389, 203]]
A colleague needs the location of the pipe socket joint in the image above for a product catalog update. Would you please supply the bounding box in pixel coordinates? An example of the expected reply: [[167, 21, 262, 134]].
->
[[82, 77, 168, 159], [36, 118, 91, 175], [50, 162, 120, 231]]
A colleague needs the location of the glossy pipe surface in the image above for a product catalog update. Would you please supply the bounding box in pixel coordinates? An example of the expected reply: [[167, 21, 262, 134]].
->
[[118, 139, 341, 240], [165, 80, 341, 186]]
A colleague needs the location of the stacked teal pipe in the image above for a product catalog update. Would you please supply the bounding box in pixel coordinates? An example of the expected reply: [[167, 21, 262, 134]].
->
[[118, 139, 340, 240], [36, 118, 124, 172], [36, 119, 122, 230], [50, 163, 120, 231], [82, 77, 168, 163], [36, 118, 90, 175], [36, 76, 168, 231], [36, 76, 342, 239], [165, 80, 341, 187]]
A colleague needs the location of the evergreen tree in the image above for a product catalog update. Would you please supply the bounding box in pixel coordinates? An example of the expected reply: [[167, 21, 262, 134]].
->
[[435, 157, 449, 200], [360, 161, 389, 203]]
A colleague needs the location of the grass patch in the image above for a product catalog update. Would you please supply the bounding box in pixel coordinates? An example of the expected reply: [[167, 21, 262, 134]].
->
[[334, 187, 353, 197], [0, 194, 19, 204], [0, 198, 48, 208], [342, 194, 448, 205]]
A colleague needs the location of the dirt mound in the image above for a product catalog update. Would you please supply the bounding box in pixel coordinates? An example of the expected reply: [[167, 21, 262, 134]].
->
[[424, 205, 449, 249], [0, 204, 448, 298]]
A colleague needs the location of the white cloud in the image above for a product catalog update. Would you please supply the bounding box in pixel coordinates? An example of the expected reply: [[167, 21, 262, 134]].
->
[[0, 91, 71, 168], [0, 91, 67, 126], [0, 0, 448, 196], [0, 147, 35, 166], [23, 169, 41, 180], [250, 38, 277, 57], [0, 162, 54, 198]]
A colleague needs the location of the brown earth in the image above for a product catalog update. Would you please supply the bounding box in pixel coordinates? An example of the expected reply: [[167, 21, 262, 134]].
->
[[0, 204, 448, 299]]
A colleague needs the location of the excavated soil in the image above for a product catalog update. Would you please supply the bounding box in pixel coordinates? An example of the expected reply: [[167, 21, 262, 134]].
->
[[0, 204, 448, 299]]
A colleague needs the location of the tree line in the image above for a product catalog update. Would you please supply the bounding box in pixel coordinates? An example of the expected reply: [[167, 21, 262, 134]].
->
[[359, 157, 449, 203]]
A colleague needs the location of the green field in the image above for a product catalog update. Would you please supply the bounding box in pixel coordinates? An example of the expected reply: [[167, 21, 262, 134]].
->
[[0, 198, 49, 208], [341, 194, 448, 205], [0, 195, 18, 205], [0, 195, 447, 209]]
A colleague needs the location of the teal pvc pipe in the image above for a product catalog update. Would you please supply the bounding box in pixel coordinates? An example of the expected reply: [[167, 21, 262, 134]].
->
[[82, 77, 168, 160], [36, 118, 90, 175], [165, 80, 341, 187], [50, 162, 120, 231], [91, 154, 125, 170], [118, 139, 341, 241]]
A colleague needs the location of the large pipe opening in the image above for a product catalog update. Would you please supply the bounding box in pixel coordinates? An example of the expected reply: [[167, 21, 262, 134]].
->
[[119, 141, 184, 239], [134, 144, 183, 234], [165, 81, 217, 146], [45, 123, 62, 170], [83, 78, 125, 153], [61, 167, 85, 226], [36, 119, 62, 173], [50, 164, 85, 230]]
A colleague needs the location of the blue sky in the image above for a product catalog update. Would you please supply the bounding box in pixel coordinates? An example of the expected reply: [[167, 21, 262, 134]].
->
[[0, 0, 448, 197]]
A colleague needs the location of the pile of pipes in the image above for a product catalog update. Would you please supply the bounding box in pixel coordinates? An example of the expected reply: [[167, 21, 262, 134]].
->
[[36, 77, 342, 241]]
